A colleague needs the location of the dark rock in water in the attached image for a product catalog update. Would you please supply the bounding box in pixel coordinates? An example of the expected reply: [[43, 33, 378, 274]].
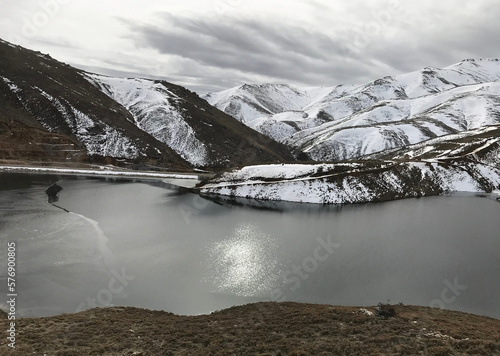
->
[[46, 183, 62, 203], [46, 183, 62, 196]]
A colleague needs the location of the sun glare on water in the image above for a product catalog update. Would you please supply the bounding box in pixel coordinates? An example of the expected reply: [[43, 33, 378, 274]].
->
[[206, 222, 283, 297]]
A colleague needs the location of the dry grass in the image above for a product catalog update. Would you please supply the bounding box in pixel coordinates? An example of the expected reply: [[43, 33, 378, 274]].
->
[[1, 302, 499, 355]]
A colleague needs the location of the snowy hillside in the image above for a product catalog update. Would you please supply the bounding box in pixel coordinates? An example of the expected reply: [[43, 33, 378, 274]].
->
[[34, 83, 141, 159], [204, 59, 500, 161], [83, 73, 295, 168], [1, 74, 139, 160], [0, 38, 294, 169], [198, 125, 500, 204], [0, 38, 197, 169], [85, 74, 208, 166], [204, 84, 330, 123]]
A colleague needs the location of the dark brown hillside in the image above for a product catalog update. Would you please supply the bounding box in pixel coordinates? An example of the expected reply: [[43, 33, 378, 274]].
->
[[2, 302, 499, 355], [0, 120, 85, 162], [154, 81, 297, 169], [0, 38, 297, 170], [0, 39, 191, 170]]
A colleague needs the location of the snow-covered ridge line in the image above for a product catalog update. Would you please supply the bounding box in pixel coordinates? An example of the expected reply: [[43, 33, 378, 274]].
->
[[199, 161, 500, 204], [205, 58, 500, 162], [0, 165, 198, 180], [198, 125, 500, 204]]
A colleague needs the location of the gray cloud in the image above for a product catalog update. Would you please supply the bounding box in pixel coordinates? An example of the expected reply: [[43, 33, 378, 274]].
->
[[369, 8, 500, 74], [5, 0, 499, 94], [120, 2, 500, 94], [123, 13, 362, 91]]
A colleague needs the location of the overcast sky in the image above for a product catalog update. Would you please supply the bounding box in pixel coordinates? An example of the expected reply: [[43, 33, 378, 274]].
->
[[1, 0, 499, 94]]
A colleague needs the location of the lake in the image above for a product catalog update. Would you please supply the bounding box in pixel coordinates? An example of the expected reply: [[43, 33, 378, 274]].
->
[[0, 173, 499, 319]]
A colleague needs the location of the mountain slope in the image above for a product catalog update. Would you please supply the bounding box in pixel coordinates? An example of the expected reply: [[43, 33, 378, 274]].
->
[[0, 38, 190, 169], [84, 74, 296, 168], [198, 124, 500, 204], [204, 59, 500, 161], [0, 38, 295, 169]]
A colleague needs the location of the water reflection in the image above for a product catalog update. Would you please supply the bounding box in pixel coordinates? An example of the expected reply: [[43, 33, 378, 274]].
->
[[206, 222, 284, 297], [203, 193, 349, 213]]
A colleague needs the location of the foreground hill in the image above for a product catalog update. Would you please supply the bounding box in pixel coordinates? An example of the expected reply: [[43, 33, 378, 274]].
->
[[204, 59, 500, 161], [0, 38, 294, 170], [2, 302, 499, 355]]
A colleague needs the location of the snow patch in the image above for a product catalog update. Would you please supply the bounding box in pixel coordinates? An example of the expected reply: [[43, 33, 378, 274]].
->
[[37, 88, 140, 159], [359, 308, 374, 316], [0, 165, 197, 180], [1, 76, 21, 93], [84, 73, 208, 166]]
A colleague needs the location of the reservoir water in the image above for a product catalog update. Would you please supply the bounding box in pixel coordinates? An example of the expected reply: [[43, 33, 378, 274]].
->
[[0, 173, 499, 319]]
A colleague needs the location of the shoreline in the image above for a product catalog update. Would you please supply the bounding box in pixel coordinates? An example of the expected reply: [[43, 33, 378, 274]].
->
[[0, 163, 207, 181], [2, 162, 499, 204]]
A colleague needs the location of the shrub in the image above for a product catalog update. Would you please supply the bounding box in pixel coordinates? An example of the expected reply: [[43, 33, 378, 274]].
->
[[375, 302, 397, 319]]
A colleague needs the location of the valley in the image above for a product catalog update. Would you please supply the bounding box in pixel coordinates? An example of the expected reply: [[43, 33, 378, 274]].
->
[[2, 37, 500, 205]]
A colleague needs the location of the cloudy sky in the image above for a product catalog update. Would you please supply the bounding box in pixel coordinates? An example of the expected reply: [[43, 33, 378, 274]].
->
[[1, 0, 499, 94]]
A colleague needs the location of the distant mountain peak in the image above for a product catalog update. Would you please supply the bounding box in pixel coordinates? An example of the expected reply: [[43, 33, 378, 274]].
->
[[204, 58, 500, 161]]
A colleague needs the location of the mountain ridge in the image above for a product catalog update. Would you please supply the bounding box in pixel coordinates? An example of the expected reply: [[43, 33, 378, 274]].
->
[[2, 37, 499, 204], [0, 38, 295, 170], [204, 58, 500, 161], [198, 123, 500, 204], [199, 60, 500, 203]]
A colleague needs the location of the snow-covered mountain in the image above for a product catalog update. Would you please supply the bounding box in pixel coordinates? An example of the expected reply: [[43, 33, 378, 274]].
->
[[198, 124, 500, 204], [0, 38, 294, 169], [0, 39, 181, 168], [204, 59, 500, 161], [2, 37, 499, 204], [84, 74, 210, 167]]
